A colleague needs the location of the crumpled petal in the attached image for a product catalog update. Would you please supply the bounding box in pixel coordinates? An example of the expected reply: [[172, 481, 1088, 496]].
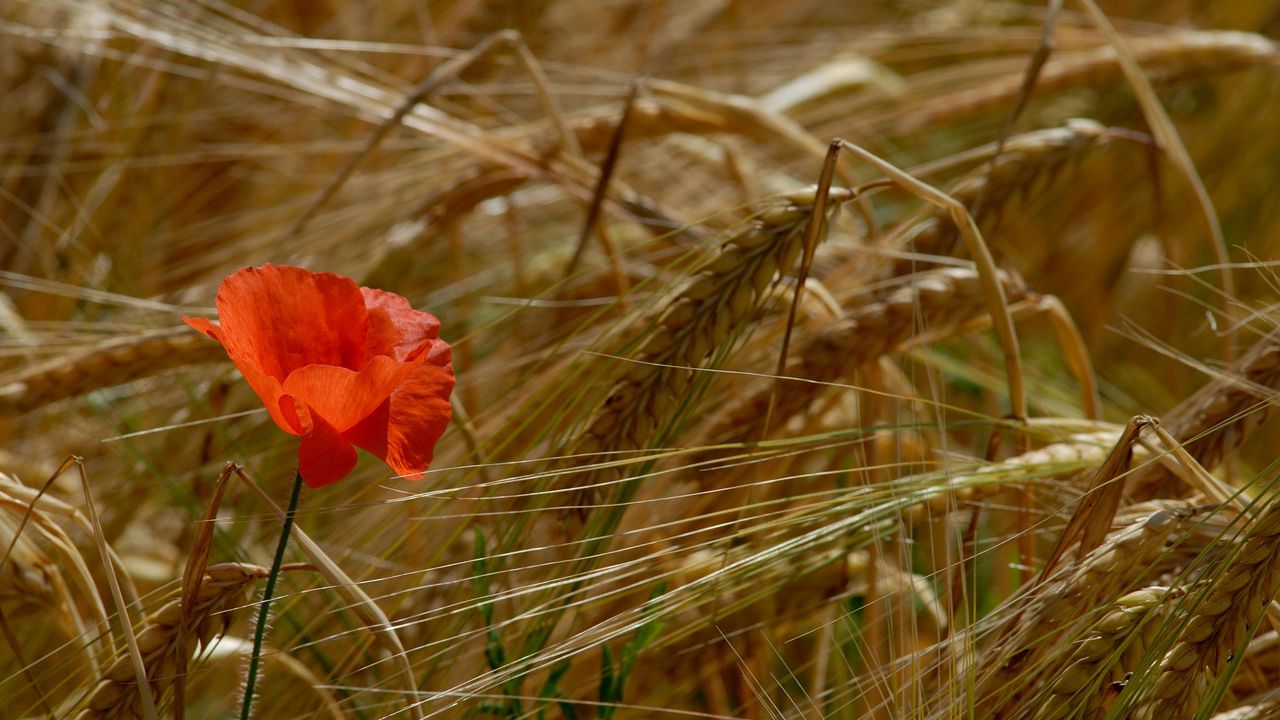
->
[[340, 398, 389, 463], [341, 360, 453, 480], [384, 360, 455, 480], [361, 287, 441, 362]]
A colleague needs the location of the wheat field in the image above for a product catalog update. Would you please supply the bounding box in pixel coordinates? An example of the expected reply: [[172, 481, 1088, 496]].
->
[[2, 1, 1280, 718]]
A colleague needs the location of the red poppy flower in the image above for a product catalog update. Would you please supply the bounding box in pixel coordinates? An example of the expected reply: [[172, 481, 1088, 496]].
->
[[185, 264, 454, 488]]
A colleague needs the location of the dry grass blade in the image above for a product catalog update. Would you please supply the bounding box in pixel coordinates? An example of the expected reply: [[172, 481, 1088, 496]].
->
[[76, 563, 269, 720], [71, 457, 159, 720], [1143, 422, 1249, 517], [1040, 416, 1150, 578], [966, 0, 1063, 225], [834, 140, 1027, 425], [562, 80, 640, 286], [174, 463, 236, 720]]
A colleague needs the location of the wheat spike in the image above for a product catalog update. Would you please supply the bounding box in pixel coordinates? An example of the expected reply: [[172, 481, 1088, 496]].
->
[[901, 429, 1131, 524], [883, 119, 1116, 275], [76, 562, 268, 720], [0, 498, 59, 616], [704, 267, 1027, 448], [971, 508, 1184, 718], [1033, 586, 1180, 720], [882, 30, 1278, 136], [562, 192, 824, 508], [1139, 497, 1280, 719], [0, 328, 228, 415]]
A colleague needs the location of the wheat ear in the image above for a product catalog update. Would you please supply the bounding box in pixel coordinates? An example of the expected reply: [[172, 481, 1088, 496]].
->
[[1139, 497, 1280, 719], [0, 492, 60, 616], [0, 328, 227, 414], [901, 429, 1128, 524], [76, 562, 268, 720], [563, 192, 824, 507], [705, 267, 1027, 448], [883, 119, 1116, 274], [886, 30, 1278, 136], [972, 508, 1183, 716], [1033, 586, 1181, 720]]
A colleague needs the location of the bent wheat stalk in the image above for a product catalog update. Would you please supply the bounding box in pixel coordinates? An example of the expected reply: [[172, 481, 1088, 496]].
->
[[1131, 329, 1280, 500], [829, 139, 1026, 424], [882, 119, 1119, 276]]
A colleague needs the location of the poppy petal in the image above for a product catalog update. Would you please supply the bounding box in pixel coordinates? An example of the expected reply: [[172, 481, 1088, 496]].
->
[[281, 355, 420, 433], [184, 316, 299, 435], [361, 288, 442, 362], [341, 398, 390, 462], [187, 264, 454, 488], [214, 265, 369, 379], [183, 316, 222, 342], [295, 410, 358, 488], [383, 361, 455, 480]]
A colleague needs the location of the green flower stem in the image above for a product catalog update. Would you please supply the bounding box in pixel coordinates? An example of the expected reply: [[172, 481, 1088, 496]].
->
[[240, 470, 303, 720]]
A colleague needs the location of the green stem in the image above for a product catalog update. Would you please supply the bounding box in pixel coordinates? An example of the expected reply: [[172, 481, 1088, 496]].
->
[[240, 470, 303, 720]]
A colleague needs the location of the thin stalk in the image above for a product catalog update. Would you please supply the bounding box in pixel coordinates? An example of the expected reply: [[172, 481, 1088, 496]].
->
[[240, 470, 303, 720]]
